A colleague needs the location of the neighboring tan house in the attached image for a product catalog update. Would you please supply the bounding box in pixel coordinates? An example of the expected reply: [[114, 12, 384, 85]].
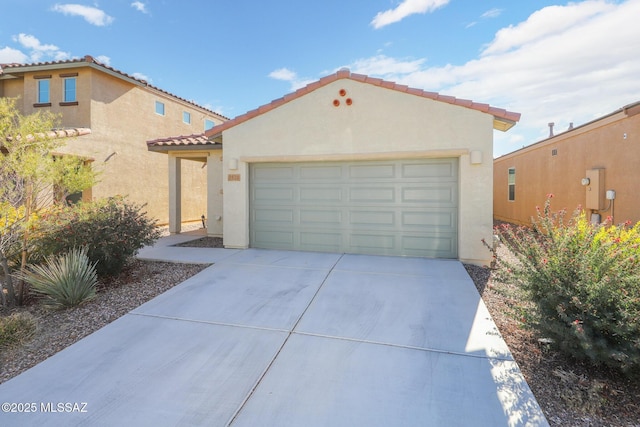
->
[[148, 69, 520, 265], [0, 55, 227, 224], [494, 101, 640, 226]]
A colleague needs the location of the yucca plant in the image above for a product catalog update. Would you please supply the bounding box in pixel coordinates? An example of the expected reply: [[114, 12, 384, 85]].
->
[[20, 247, 98, 309]]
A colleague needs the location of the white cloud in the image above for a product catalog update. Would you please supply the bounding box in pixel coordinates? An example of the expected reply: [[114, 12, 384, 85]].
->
[[132, 72, 150, 82], [345, 55, 426, 78], [371, 0, 450, 29], [10, 33, 70, 62], [269, 68, 297, 81], [0, 46, 28, 63], [52, 4, 114, 26], [483, 1, 613, 56], [131, 1, 149, 14], [95, 55, 111, 65], [481, 8, 503, 19], [268, 68, 315, 91], [352, 0, 640, 156], [14, 33, 58, 53]]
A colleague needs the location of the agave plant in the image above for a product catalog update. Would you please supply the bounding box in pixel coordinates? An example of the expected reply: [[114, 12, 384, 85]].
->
[[20, 247, 98, 309]]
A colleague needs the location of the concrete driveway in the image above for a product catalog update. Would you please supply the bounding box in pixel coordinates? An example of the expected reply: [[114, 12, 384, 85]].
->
[[0, 238, 548, 426]]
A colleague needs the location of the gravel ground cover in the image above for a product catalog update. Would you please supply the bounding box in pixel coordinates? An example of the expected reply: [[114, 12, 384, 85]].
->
[[1, 237, 639, 426]]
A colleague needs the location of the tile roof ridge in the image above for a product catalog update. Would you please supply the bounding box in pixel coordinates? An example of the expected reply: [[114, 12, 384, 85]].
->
[[204, 69, 520, 138]]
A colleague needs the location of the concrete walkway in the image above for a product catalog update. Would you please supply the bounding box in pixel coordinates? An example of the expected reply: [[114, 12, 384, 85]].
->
[[0, 235, 548, 426]]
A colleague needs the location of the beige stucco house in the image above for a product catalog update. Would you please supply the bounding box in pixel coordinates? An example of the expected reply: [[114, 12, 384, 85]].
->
[[149, 69, 520, 265], [494, 101, 640, 226], [0, 55, 227, 224]]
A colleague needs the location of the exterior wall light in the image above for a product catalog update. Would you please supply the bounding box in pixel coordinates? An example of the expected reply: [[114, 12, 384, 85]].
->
[[470, 150, 483, 165]]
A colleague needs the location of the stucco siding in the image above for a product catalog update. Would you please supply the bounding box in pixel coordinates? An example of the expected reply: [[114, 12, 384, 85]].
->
[[55, 69, 219, 223], [494, 107, 640, 225], [222, 79, 495, 265]]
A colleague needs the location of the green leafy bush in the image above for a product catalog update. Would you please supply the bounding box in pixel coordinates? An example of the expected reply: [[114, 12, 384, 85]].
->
[[494, 196, 640, 374], [33, 197, 160, 277], [19, 247, 97, 309], [0, 311, 37, 348]]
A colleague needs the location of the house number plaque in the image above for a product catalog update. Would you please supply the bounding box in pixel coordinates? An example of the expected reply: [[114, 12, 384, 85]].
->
[[228, 174, 241, 181]]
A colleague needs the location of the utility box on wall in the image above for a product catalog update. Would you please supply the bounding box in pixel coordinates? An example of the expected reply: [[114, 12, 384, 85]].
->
[[585, 168, 605, 210]]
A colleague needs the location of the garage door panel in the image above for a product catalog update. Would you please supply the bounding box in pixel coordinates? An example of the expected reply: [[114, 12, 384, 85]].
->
[[300, 232, 342, 251], [402, 162, 456, 179], [299, 187, 342, 202], [402, 211, 457, 230], [402, 235, 456, 258], [299, 165, 342, 179], [254, 166, 295, 180], [349, 187, 396, 203], [254, 187, 295, 202], [254, 208, 294, 224], [402, 186, 456, 204], [250, 159, 458, 258], [349, 210, 395, 227], [253, 230, 294, 247], [349, 164, 395, 179], [349, 233, 396, 251], [300, 209, 342, 225]]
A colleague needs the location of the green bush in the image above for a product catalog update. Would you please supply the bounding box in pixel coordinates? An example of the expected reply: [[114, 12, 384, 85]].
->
[[494, 196, 640, 374], [0, 311, 37, 348], [33, 197, 160, 277], [20, 247, 98, 309]]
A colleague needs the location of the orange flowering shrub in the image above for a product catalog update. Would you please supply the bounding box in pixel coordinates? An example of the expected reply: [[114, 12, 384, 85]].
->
[[494, 196, 640, 374]]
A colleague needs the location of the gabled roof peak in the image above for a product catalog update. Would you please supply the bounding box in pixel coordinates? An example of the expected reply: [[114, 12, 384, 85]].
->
[[205, 70, 520, 138]]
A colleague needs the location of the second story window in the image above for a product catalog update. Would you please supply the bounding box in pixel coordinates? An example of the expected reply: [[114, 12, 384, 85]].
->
[[38, 79, 50, 104], [183, 111, 191, 124], [63, 77, 77, 102], [204, 119, 215, 131], [155, 101, 165, 116]]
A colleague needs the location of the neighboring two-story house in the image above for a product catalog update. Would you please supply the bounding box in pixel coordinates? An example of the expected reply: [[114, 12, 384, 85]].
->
[[0, 55, 227, 225]]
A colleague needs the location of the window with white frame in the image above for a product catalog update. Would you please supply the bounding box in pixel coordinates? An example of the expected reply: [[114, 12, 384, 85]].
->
[[204, 119, 215, 131], [508, 167, 516, 201], [155, 101, 165, 116], [63, 77, 77, 102], [183, 111, 191, 124], [37, 79, 50, 104]]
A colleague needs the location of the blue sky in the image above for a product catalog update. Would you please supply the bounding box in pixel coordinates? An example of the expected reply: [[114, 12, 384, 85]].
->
[[1, 0, 639, 156]]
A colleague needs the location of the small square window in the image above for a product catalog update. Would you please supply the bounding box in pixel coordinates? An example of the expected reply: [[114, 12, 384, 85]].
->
[[64, 77, 76, 102], [155, 101, 165, 116], [38, 80, 50, 103], [204, 119, 215, 131], [183, 111, 191, 124]]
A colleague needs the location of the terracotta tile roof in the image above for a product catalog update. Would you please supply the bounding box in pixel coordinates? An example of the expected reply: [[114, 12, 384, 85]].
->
[[205, 69, 521, 139], [0, 55, 229, 121], [4, 127, 91, 143], [147, 133, 221, 149]]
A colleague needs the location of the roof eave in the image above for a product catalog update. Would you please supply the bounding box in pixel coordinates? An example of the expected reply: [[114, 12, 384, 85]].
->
[[494, 117, 518, 132]]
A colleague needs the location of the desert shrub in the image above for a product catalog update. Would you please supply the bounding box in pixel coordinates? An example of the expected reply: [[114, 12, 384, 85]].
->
[[19, 247, 97, 309], [32, 196, 160, 277], [0, 311, 37, 348], [494, 196, 640, 374]]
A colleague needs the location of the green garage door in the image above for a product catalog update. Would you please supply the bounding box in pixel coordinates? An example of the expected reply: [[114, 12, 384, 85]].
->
[[249, 158, 458, 258]]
